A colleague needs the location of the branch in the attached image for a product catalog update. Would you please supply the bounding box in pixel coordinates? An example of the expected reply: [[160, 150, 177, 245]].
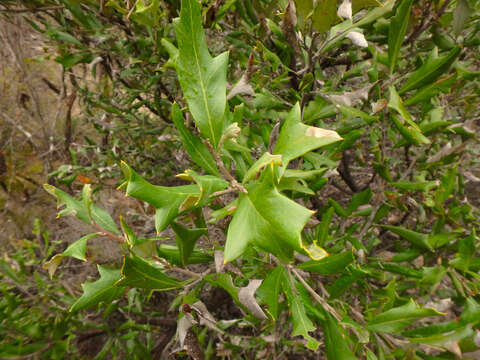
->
[[289, 266, 342, 321]]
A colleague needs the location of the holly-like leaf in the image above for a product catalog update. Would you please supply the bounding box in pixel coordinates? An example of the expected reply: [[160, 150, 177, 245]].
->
[[117, 255, 184, 290], [274, 103, 342, 172], [63, 233, 99, 261], [291, 296, 321, 350], [368, 299, 444, 333], [224, 165, 314, 262], [238, 279, 268, 320], [119, 162, 200, 233], [243, 152, 283, 184], [175, 169, 228, 209], [171, 222, 207, 266], [44, 184, 120, 235], [388, 0, 413, 74], [70, 265, 125, 312], [171, 103, 220, 176], [173, 0, 228, 148], [399, 47, 461, 94], [323, 314, 357, 360]]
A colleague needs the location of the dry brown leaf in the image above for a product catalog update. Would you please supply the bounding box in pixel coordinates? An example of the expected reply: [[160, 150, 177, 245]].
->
[[238, 279, 268, 320]]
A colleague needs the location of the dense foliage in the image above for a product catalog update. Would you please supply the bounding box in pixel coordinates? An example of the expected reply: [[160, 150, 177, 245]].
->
[[1, 0, 480, 358]]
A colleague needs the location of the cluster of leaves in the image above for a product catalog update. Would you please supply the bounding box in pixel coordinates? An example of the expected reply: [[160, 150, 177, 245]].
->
[[5, 0, 480, 358]]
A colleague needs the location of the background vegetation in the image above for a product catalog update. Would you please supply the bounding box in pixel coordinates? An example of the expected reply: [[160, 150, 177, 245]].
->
[[1, 0, 479, 359]]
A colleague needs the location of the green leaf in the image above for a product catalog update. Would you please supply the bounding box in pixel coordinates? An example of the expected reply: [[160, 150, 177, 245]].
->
[[256, 266, 288, 320], [388, 0, 413, 74], [243, 152, 283, 184], [44, 184, 120, 235], [368, 299, 444, 333], [388, 86, 430, 145], [379, 225, 432, 251], [171, 222, 207, 266], [171, 103, 220, 176], [156, 244, 212, 266], [224, 165, 314, 262], [291, 297, 321, 350], [323, 314, 358, 360], [70, 266, 125, 312], [404, 74, 456, 106], [117, 255, 184, 290], [399, 47, 461, 94], [173, 0, 228, 148], [354, 0, 396, 28], [299, 250, 354, 275], [274, 103, 342, 171], [120, 162, 200, 233], [63, 233, 99, 261], [408, 324, 473, 350], [453, 0, 471, 36], [120, 217, 137, 247], [450, 231, 476, 271], [312, 0, 339, 34], [459, 297, 480, 325], [176, 169, 228, 209]]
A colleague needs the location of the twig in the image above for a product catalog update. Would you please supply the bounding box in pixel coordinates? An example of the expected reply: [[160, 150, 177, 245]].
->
[[210, 187, 238, 198], [289, 266, 342, 321], [338, 151, 360, 193], [89, 217, 125, 244], [205, 140, 247, 194]]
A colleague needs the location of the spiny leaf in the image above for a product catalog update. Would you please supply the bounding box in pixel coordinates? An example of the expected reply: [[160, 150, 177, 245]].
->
[[117, 255, 184, 290], [44, 184, 120, 235], [70, 266, 125, 312], [63, 233, 99, 261], [173, 0, 228, 148], [291, 297, 321, 350], [243, 152, 283, 184], [119, 162, 200, 233], [238, 279, 268, 320], [171, 222, 207, 266], [224, 165, 314, 262], [274, 103, 342, 172]]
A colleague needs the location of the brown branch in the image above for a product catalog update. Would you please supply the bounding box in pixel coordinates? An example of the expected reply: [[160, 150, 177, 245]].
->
[[338, 151, 360, 193], [205, 140, 247, 194]]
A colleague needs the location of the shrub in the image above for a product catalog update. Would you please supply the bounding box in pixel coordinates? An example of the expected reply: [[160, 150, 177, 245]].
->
[[4, 0, 480, 358]]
